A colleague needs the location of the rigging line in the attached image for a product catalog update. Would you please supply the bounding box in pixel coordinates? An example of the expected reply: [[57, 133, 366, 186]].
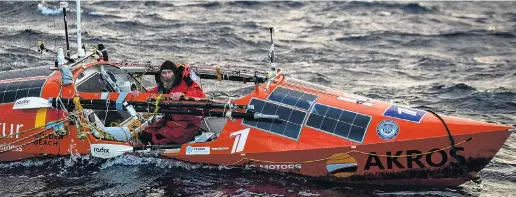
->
[[52, 6, 57, 49]]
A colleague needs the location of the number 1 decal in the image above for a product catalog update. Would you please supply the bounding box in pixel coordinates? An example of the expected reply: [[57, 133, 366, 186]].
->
[[397, 108, 417, 116], [230, 128, 250, 154], [383, 105, 427, 123]]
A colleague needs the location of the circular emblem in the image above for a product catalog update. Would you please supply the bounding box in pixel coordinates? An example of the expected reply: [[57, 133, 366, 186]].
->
[[186, 146, 193, 153], [326, 153, 357, 178], [376, 120, 399, 140]]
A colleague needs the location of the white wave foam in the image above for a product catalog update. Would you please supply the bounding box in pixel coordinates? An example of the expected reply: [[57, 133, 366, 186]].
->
[[37, 3, 63, 16]]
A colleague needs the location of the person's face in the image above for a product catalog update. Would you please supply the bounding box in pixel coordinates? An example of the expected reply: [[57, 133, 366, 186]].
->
[[160, 69, 175, 82]]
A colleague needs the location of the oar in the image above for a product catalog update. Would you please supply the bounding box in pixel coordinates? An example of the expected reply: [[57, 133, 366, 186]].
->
[[90, 143, 182, 159], [50, 97, 253, 110]]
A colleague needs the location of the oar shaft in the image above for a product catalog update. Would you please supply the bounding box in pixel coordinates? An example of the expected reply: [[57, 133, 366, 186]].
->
[[59, 103, 259, 120], [50, 98, 251, 110], [133, 144, 182, 150]]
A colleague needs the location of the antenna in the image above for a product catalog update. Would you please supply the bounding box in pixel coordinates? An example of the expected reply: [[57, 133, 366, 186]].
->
[[60, 2, 70, 59], [268, 26, 275, 71], [264, 26, 279, 92], [76, 0, 85, 57], [40, 0, 96, 71]]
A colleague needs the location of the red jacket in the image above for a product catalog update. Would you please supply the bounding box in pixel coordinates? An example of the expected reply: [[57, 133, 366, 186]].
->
[[144, 80, 206, 145]]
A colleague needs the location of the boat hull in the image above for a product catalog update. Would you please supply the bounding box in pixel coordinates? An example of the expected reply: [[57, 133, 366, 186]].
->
[[164, 128, 511, 187], [0, 62, 512, 188]]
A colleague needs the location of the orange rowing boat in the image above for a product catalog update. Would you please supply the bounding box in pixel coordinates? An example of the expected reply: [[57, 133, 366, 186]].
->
[[0, 3, 512, 187]]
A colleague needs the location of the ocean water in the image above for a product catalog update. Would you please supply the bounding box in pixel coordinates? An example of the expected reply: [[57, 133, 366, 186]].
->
[[0, 1, 515, 196]]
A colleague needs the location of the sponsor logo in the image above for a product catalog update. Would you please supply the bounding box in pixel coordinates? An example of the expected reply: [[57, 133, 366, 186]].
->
[[383, 105, 427, 123], [93, 147, 110, 153], [91, 146, 112, 158], [376, 120, 399, 140], [0, 123, 24, 139], [15, 99, 29, 105], [230, 128, 250, 154], [33, 133, 63, 146], [364, 147, 465, 170], [185, 146, 210, 155], [247, 164, 302, 170], [211, 147, 229, 151], [326, 153, 357, 178], [0, 144, 22, 152]]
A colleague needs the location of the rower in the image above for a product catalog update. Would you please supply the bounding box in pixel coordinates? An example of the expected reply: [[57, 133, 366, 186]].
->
[[139, 60, 207, 145]]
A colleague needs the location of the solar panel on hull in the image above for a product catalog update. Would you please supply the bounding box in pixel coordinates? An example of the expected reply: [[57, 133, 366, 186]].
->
[[306, 103, 371, 143], [0, 67, 54, 81], [0, 79, 46, 104], [267, 86, 317, 110], [242, 98, 306, 140]]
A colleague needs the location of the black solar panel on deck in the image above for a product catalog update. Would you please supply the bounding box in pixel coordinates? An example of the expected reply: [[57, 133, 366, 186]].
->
[[18, 80, 33, 90], [0, 79, 46, 104], [30, 80, 46, 88], [28, 88, 42, 97], [267, 86, 317, 110], [6, 81, 22, 91], [306, 103, 371, 143], [3, 91, 16, 103], [242, 98, 307, 140], [0, 92, 4, 103], [0, 83, 8, 92], [15, 88, 29, 100]]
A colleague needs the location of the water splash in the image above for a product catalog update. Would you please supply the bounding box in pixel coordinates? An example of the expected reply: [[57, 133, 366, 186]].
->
[[37, 2, 63, 16]]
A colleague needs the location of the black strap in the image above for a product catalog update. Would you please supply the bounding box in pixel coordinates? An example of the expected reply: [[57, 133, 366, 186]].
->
[[426, 110, 459, 162]]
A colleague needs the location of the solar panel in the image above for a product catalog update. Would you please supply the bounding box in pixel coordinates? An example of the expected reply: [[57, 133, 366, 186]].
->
[[242, 98, 306, 140], [267, 86, 317, 110], [0, 79, 46, 104], [306, 103, 371, 143]]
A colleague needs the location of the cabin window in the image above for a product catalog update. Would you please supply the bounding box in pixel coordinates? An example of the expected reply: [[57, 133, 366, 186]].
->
[[305, 103, 371, 143], [102, 65, 146, 93], [76, 72, 115, 93], [77, 72, 85, 80]]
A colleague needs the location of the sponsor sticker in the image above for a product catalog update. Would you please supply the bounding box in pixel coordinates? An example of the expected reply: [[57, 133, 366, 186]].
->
[[377, 120, 399, 140], [326, 153, 357, 178], [0, 144, 22, 152], [247, 164, 302, 170], [211, 147, 229, 151], [383, 105, 426, 123], [185, 146, 210, 155]]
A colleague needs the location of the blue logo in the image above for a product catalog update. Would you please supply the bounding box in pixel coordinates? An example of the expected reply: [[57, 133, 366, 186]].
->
[[383, 105, 426, 123], [376, 120, 399, 140], [186, 146, 193, 153]]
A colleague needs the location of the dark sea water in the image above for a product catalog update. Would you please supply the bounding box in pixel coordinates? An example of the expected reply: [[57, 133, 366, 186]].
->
[[0, 1, 515, 196]]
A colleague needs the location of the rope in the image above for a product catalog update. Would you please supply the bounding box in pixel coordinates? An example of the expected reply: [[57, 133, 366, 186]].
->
[[76, 115, 114, 141], [103, 92, 111, 125], [0, 130, 53, 154], [426, 110, 459, 162], [154, 94, 163, 113], [73, 96, 83, 111], [426, 110, 478, 182], [0, 118, 70, 140], [128, 119, 142, 144], [70, 97, 114, 140], [0, 118, 70, 154], [231, 138, 472, 165]]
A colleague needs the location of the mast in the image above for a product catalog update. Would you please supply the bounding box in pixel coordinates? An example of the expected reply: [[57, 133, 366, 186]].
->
[[76, 0, 85, 57]]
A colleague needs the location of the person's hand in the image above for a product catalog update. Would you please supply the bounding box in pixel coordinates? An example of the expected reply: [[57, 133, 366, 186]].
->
[[130, 90, 140, 97], [169, 92, 184, 100]]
